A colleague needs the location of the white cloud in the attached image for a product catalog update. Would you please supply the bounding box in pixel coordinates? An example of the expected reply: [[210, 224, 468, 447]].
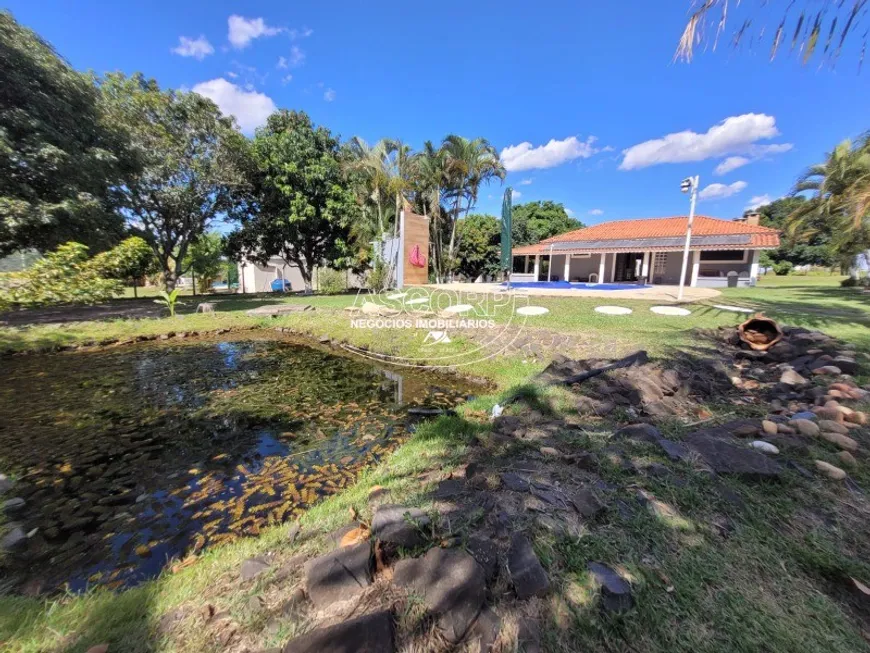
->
[[519, 178, 533, 185], [226, 71, 238, 79], [745, 194, 772, 210], [501, 136, 598, 172], [511, 189, 522, 199], [171, 35, 214, 60], [289, 46, 306, 66], [588, 208, 604, 216], [714, 156, 750, 175], [323, 88, 336, 102], [277, 56, 288, 69], [565, 208, 575, 217], [191, 78, 276, 133], [620, 113, 787, 170], [228, 15, 283, 49], [281, 74, 293, 84], [289, 27, 314, 39], [698, 181, 748, 201]]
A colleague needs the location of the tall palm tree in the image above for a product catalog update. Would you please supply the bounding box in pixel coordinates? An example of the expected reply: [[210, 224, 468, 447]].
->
[[381, 138, 414, 239], [411, 141, 447, 280], [344, 137, 394, 239], [440, 135, 506, 276], [789, 136, 870, 273]]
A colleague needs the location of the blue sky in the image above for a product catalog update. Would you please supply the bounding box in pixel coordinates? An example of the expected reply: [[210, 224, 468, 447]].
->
[[8, 0, 870, 224]]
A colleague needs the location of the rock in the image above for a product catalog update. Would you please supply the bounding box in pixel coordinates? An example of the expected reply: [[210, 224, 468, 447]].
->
[[570, 488, 605, 518], [656, 438, 690, 462], [789, 419, 820, 437], [813, 366, 842, 376], [393, 547, 485, 644], [499, 472, 530, 492], [777, 424, 796, 434], [731, 420, 762, 437], [613, 423, 661, 443], [304, 542, 372, 608], [0, 475, 12, 494], [750, 441, 779, 454], [577, 396, 616, 416], [819, 431, 859, 451], [282, 610, 394, 653], [762, 420, 778, 436], [240, 556, 271, 582], [587, 562, 634, 613], [686, 435, 782, 480], [791, 411, 817, 421], [3, 497, 25, 514], [433, 479, 464, 499], [818, 420, 850, 435], [466, 606, 501, 653], [539, 446, 562, 458], [815, 460, 847, 480], [813, 407, 844, 423], [508, 534, 550, 599], [846, 411, 868, 426], [1, 524, 26, 551], [838, 451, 858, 467], [780, 369, 808, 386], [466, 535, 498, 582], [371, 505, 430, 548], [833, 357, 860, 374], [86, 646, 109, 653]]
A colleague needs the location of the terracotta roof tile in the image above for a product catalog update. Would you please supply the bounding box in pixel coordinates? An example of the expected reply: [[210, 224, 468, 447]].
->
[[513, 216, 779, 255]]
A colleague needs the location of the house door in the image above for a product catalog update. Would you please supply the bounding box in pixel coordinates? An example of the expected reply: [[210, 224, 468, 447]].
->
[[614, 253, 643, 282]]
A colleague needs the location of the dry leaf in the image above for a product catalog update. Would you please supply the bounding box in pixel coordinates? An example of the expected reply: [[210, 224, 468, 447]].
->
[[852, 577, 870, 595], [171, 556, 198, 574], [339, 525, 369, 547], [348, 506, 360, 522]]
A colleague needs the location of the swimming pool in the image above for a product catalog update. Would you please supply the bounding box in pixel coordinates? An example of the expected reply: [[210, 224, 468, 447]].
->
[[503, 281, 650, 291]]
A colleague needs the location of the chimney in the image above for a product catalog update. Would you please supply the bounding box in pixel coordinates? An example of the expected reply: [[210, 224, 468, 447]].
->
[[736, 210, 761, 226]]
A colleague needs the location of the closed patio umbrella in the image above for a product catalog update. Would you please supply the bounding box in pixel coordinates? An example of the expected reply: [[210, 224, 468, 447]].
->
[[500, 187, 513, 283]]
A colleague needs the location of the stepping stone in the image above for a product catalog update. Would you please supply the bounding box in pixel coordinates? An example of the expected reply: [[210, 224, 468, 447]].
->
[[594, 306, 632, 315], [508, 534, 550, 599], [650, 306, 691, 316], [516, 306, 549, 316], [304, 542, 372, 608], [587, 562, 634, 613], [240, 556, 271, 581], [282, 610, 394, 653], [393, 547, 485, 644], [686, 435, 782, 480], [711, 304, 753, 313], [371, 505, 430, 548], [245, 304, 312, 317]]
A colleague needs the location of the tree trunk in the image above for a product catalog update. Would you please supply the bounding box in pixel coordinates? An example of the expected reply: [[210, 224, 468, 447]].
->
[[163, 265, 177, 293], [133, 278, 138, 299], [192, 272, 197, 296]]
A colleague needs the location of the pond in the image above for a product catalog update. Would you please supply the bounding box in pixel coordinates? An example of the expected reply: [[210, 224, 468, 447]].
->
[[0, 333, 478, 593]]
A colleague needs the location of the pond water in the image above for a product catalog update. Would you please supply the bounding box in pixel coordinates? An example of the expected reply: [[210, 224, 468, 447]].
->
[[0, 333, 478, 592]]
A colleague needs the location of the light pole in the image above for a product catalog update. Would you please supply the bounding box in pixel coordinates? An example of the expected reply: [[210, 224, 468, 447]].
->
[[677, 175, 699, 301]]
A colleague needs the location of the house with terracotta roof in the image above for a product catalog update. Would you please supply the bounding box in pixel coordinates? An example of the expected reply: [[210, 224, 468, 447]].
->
[[511, 212, 780, 288]]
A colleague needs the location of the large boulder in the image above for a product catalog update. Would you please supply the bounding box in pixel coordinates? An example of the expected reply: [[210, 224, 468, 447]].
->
[[282, 610, 394, 653], [392, 547, 485, 644], [304, 542, 372, 608]]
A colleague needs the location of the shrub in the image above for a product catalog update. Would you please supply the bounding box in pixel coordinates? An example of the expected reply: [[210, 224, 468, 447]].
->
[[366, 259, 391, 292], [772, 261, 794, 276], [317, 268, 347, 295], [841, 276, 858, 287]]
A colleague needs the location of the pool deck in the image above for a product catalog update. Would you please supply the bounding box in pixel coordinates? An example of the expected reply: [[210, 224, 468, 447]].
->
[[427, 282, 720, 303]]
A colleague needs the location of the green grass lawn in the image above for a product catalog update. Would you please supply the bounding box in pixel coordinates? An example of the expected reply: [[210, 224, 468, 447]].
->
[[2, 275, 870, 652]]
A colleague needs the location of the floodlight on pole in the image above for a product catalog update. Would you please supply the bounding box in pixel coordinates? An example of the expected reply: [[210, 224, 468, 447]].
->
[[677, 175, 699, 302]]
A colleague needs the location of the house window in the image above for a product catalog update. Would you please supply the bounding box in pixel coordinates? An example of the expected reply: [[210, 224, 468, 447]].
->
[[571, 253, 592, 259], [699, 249, 748, 263], [653, 253, 668, 275]]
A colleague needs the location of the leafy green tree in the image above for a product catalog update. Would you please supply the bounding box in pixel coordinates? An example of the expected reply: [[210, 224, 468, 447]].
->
[[512, 201, 583, 245], [0, 242, 123, 307], [456, 213, 500, 280], [99, 73, 250, 292], [0, 11, 130, 256], [226, 110, 358, 293], [90, 236, 155, 297], [184, 232, 225, 293]]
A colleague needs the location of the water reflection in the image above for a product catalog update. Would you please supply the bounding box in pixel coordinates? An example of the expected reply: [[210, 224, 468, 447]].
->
[[0, 333, 476, 592]]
